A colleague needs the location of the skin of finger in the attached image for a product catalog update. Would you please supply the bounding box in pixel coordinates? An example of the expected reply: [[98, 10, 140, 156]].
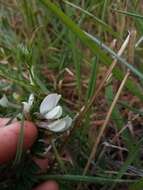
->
[[0, 121, 37, 164], [33, 181, 59, 190], [0, 118, 18, 128], [0, 118, 12, 127]]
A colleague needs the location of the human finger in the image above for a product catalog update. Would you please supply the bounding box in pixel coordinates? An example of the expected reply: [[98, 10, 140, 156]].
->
[[0, 121, 37, 164], [33, 181, 59, 190]]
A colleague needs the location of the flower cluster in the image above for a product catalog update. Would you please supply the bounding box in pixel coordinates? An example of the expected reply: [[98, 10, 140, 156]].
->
[[23, 93, 72, 133]]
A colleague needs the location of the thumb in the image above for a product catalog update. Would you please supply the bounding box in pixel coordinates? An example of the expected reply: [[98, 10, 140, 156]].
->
[[33, 181, 59, 190], [0, 121, 37, 164]]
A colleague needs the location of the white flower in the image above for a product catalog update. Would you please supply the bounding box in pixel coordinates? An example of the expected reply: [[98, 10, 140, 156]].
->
[[40, 93, 62, 119], [22, 93, 34, 114], [39, 93, 72, 132]]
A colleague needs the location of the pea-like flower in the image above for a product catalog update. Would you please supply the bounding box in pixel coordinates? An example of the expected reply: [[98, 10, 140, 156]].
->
[[39, 93, 72, 132], [40, 93, 62, 120]]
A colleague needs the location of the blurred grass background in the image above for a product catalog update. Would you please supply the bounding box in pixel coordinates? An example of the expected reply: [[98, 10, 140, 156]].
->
[[1, 0, 143, 189]]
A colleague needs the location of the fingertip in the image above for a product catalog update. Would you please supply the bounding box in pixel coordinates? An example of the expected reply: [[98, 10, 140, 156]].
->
[[33, 181, 59, 190], [0, 118, 11, 127], [9, 121, 38, 149], [0, 118, 18, 128], [0, 121, 38, 164]]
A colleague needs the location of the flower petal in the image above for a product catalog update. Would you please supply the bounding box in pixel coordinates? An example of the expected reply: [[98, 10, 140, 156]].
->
[[40, 93, 61, 114], [44, 106, 62, 119], [47, 116, 72, 132], [28, 93, 34, 106], [48, 119, 66, 132], [22, 102, 31, 113], [38, 119, 66, 132]]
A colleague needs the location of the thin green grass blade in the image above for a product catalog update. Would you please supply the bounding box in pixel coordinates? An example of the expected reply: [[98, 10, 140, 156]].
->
[[63, 0, 119, 38], [105, 84, 125, 129], [86, 57, 98, 100], [113, 9, 143, 19], [0, 70, 34, 91], [105, 84, 137, 148], [52, 141, 67, 173], [112, 67, 143, 101], [82, 57, 98, 135], [85, 32, 143, 80], [19, 0, 36, 28], [98, 0, 109, 36], [68, 32, 81, 98], [0, 67, 39, 93], [13, 113, 25, 165], [38, 174, 137, 184]]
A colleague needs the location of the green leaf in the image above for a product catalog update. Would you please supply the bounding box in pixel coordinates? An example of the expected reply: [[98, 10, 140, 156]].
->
[[68, 32, 81, 97], [38, 174, 137, 184], [113, 9, 143, 19], [64, 0, 119, 37], [13, 113, 25, 165]]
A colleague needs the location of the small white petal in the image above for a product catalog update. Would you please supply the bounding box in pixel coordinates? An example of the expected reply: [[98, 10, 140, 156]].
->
[[47, 116, 72, 132], [40, 93, 61, 114], [43, 119, 66, 132], [22, 102, 31, 113], [0, 95, 9, 107], [48, 119, 66, 132], [44, 106, 62, 119], [28, 93, 34, 106]]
